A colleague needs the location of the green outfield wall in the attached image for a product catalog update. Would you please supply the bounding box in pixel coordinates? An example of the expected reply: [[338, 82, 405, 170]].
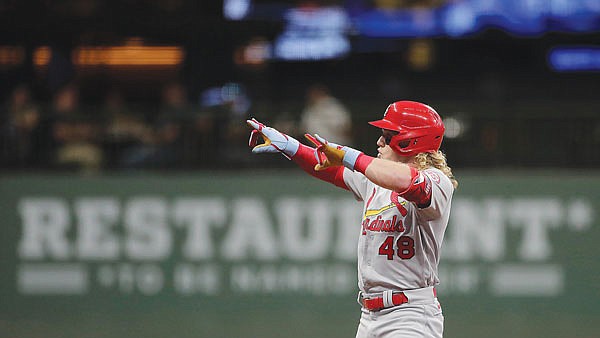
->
[[1, 171, 599, 338]]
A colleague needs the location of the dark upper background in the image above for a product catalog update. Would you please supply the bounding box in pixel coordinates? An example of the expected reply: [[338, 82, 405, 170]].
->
[[1, 0, 599, 172]]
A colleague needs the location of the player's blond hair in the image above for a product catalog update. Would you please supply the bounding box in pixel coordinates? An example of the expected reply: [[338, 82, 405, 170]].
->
[[414, 151, 458, 189]]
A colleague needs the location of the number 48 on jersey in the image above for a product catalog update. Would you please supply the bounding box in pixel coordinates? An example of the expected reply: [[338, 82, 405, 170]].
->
[[378, 236, 415, 260]]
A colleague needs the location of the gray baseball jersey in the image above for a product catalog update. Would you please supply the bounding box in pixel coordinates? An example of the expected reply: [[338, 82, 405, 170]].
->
[[343, 167, 454, 295]]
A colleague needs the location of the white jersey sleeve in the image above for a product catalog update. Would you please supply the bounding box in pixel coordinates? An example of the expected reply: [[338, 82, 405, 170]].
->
[[342, 168, 370, 201], [417, 168, 454, 221]]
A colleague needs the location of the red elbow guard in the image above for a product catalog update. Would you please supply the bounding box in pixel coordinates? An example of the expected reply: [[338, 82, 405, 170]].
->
[[400, 167, 432, 208]]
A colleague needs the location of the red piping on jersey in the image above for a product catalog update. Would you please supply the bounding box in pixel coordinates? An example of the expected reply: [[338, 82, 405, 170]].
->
[[365, 187, 377, 211], [293, 143, 348, 190]]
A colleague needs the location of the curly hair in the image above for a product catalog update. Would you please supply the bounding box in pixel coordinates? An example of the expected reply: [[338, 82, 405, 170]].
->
[[414, 151, 458, 189]]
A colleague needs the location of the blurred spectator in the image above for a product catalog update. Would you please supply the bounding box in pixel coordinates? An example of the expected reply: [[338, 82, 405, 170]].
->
[[223, 85, 252, 157], [47, 83, 104, 172], [300, 83, 353, 145], [153, 82, 188, 166], [0, 84, 42, 168], [120, 82, 207, 169], [200, 82, 251, 167], [190, 107, 216, 168], [101, 89, 154, 169]]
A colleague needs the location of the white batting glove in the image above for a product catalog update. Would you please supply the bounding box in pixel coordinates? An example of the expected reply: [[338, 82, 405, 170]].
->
[[247, 118, 300, 160], [305, 134, 362, 171]]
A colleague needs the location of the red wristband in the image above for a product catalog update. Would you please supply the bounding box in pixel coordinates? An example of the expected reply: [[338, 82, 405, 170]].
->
[[354, 153, 374, 174]]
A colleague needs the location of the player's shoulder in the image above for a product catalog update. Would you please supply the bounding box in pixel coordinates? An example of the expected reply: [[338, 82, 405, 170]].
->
[[422, 167, 453, 189]]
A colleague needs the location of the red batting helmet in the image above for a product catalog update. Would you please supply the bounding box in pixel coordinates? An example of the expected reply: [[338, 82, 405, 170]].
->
[[369, 101, 445, 156]]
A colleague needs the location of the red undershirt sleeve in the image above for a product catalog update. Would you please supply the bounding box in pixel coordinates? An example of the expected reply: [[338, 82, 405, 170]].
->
[[292, 143, 348, 190]]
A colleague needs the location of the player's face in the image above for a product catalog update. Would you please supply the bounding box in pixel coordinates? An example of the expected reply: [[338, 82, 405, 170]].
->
[[377, 129, 399, 160], [377, 129, 412, 164]]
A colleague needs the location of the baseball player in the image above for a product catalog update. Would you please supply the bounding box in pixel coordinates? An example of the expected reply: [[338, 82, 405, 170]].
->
[[247, 101, 458, 338]]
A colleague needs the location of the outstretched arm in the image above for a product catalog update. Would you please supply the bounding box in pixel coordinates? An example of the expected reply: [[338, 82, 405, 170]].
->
[[307, 134, 426, 201], [362, 158, 413, 192], [247, 119, 348, 189], [292, 143, 348, 189]]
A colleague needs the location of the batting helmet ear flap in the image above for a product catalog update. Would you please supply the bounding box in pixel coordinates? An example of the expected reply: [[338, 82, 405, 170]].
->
[[369, 101, 445, 156]]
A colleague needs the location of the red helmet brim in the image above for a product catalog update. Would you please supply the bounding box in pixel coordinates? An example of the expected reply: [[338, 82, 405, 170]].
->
[[368, 119, 402, 132]]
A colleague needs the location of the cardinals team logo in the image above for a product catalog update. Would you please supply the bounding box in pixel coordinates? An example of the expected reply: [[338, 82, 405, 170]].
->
[[361, 189, 408, 234], [425, 170, 440, 184]]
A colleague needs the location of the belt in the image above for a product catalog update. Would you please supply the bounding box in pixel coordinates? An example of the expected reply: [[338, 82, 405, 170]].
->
[[359, 287, 437, 312], [361, 290, 408, 311]]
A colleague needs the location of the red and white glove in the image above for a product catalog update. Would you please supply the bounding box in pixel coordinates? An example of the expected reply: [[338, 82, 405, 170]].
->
[[247, 118, 300, 160], [305, 134, 362, 171]]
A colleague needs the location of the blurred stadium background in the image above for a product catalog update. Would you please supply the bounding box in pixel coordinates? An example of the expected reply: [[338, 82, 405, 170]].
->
[[1, 1, 599, 338]]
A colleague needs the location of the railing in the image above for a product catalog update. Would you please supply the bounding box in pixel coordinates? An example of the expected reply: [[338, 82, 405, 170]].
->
[[2, 100, 599, 172]]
